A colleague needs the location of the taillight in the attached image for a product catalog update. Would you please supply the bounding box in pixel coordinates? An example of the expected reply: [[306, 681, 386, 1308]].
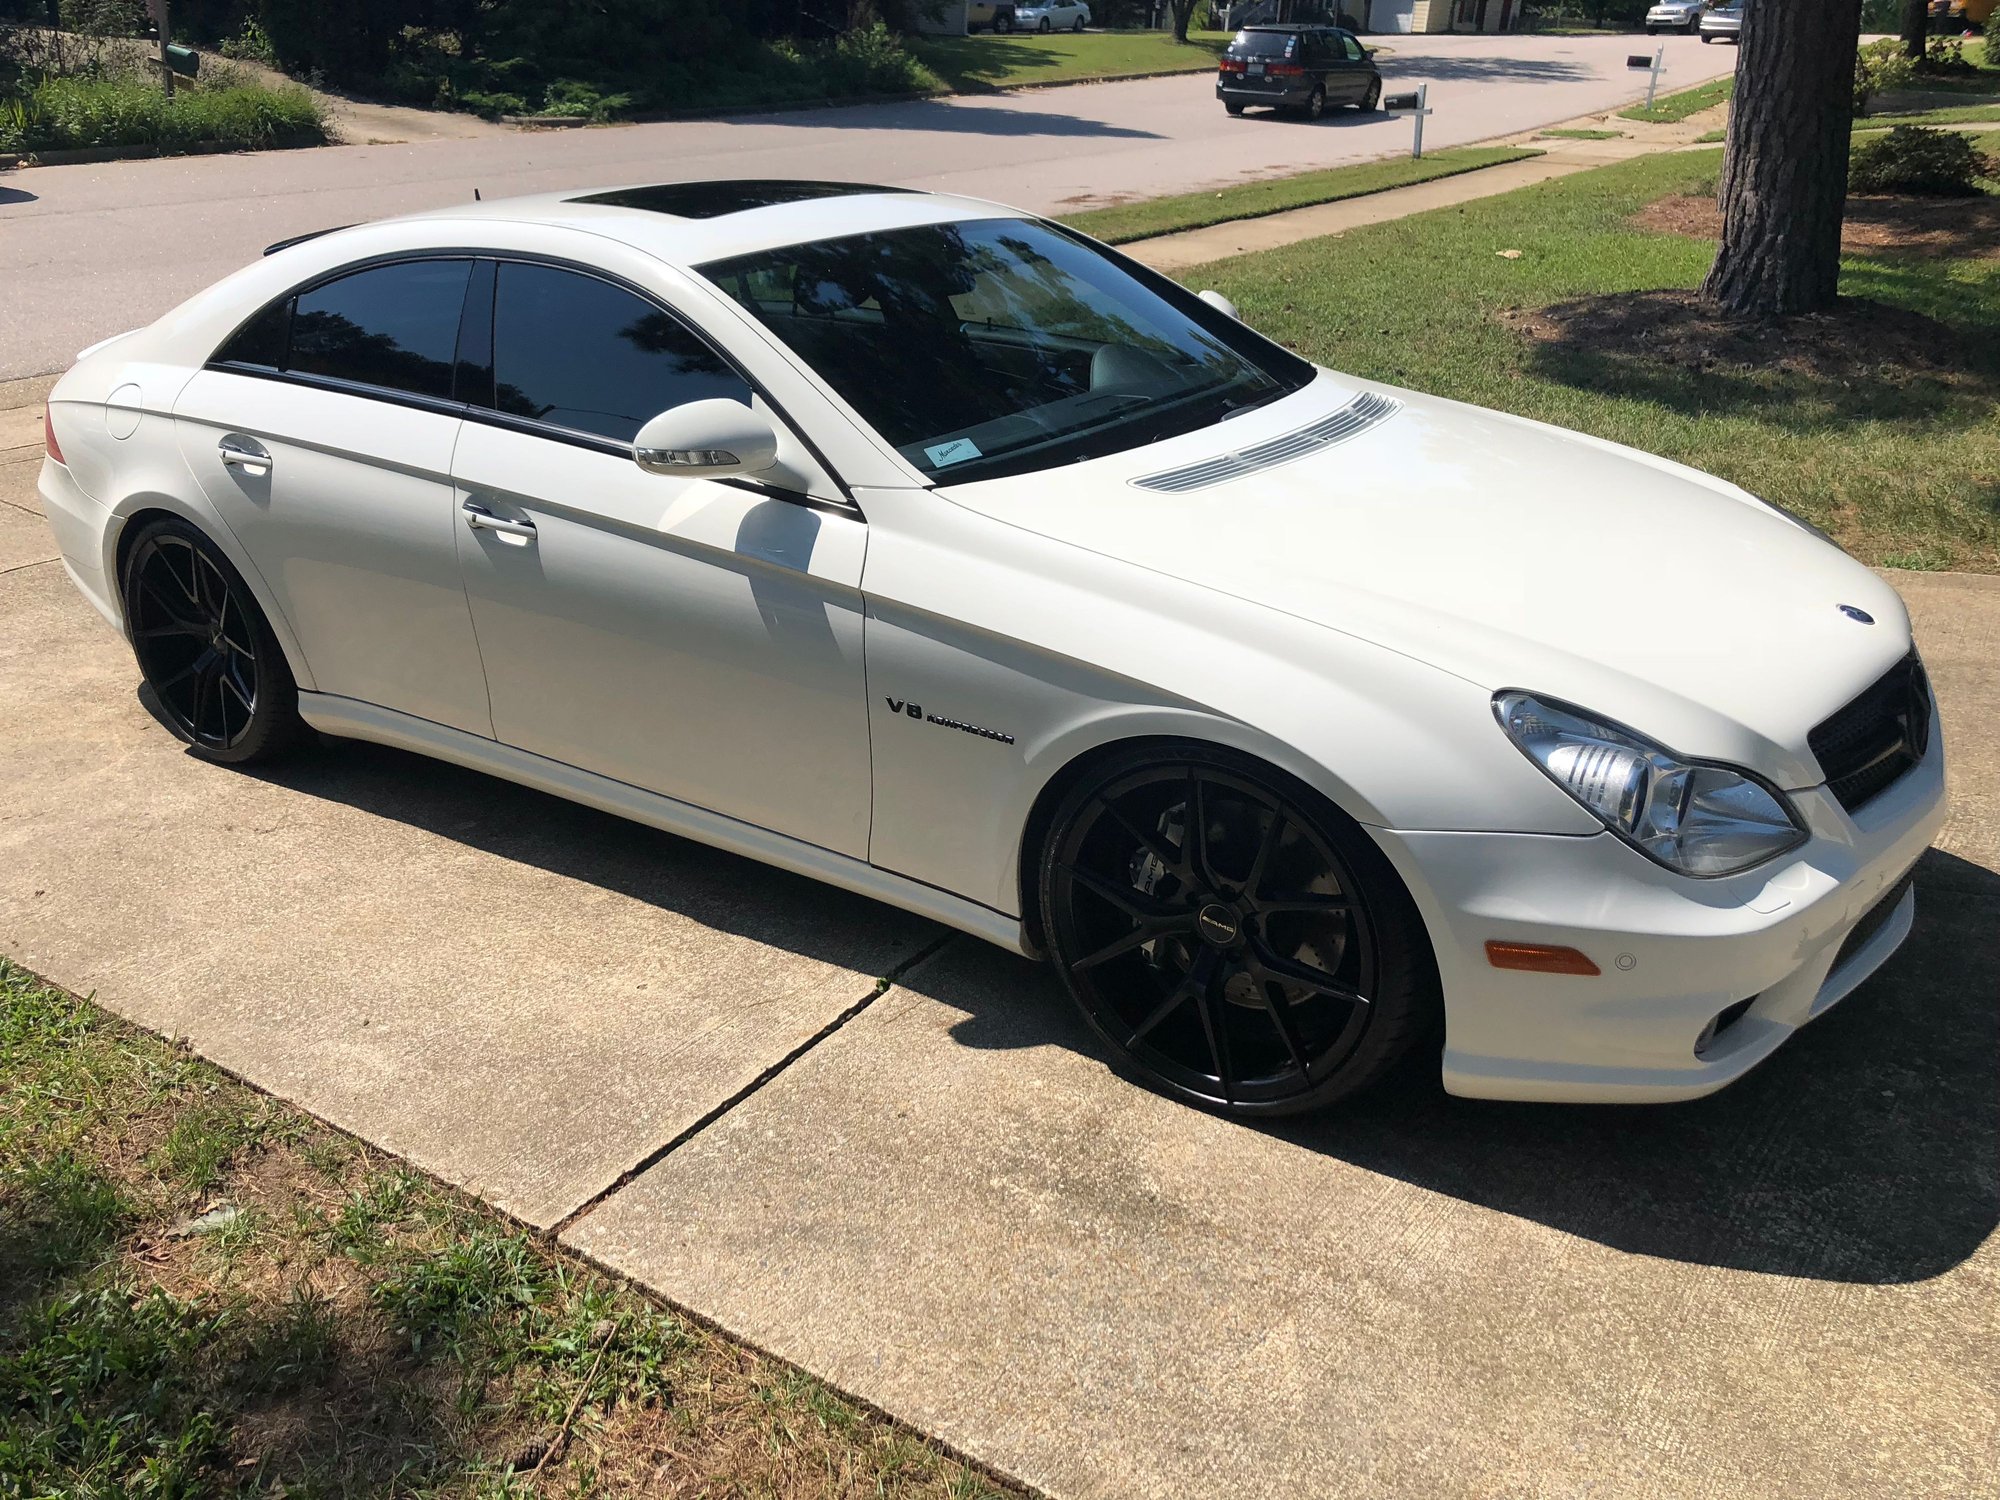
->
[[1268, 63, 1305, 77], [44, 403, 65, 466], [1218, 57, 1245, 73]]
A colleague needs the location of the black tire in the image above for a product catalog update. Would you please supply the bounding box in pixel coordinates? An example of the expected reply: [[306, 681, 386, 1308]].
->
[[1038, 16, 1052, 30], [1357, 75, 1380, 111], [1224, 99, 1246, 115], [1037, 742, 1438, 1117], [1301, 83, 1326, 120], [1701, 32, 1713, 41], [995, 12, 1013, 32], [1646, 24, 1659, 33], [1685, 15, 1700, 31], [1072, 15, 1086, 30], [121, 515, 301, 765]]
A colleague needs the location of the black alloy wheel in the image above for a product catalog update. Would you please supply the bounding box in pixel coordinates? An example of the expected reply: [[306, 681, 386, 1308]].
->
[[122, 517, 300, 764], [1039, 744, 1434, 1116]]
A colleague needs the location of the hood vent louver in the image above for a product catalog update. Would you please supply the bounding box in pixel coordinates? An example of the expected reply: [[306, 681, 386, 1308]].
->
[[1131, 389, 1402, 493]]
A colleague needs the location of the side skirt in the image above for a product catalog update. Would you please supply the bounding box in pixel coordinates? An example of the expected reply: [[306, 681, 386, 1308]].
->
[[297, 693, 1031, 956]]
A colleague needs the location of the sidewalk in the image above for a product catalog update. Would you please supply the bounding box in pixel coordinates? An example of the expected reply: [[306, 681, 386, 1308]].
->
[[1126, 102, 1726, 272]]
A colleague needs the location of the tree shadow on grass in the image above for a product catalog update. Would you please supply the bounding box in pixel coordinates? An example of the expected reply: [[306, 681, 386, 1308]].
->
[[1513, 287, 2000, 436]]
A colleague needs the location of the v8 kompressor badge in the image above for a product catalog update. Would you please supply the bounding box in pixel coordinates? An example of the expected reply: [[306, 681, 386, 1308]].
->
[[884, 698, 1016, 746]]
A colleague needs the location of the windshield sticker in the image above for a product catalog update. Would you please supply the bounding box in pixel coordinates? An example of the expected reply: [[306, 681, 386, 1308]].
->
[[924, 437, 983, 468]]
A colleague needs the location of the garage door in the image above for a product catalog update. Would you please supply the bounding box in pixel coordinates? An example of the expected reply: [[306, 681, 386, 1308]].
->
[[1369, 0, 1416, 32]]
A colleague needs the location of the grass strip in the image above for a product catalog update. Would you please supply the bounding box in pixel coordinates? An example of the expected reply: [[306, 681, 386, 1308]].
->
[[0, 960, 1015, 1497], [1537, 126, 1623, 140], [908, 28, 1228, 92], [0, 74, 326, 155], [1060, 145, 1543, 245], [1856, 103, 2000, 129], [1618, 74, 1733, 123], [1195, 145, 2000, 571]]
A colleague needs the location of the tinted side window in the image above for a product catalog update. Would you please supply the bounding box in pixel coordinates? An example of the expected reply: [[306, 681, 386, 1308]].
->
[[491, 262, 751, 444], [288, 260, 471, 401], [215, 299, 290, 369]]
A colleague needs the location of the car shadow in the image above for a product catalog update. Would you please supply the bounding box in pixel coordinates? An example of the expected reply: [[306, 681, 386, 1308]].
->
[[1380, 55, 1595, 84], [0, 187, 38, 207], [228, 731, 944, 969], [727, 98, 1161, 139], [225, 724, 1995, 1288], [941, 845, 2000, 1287]]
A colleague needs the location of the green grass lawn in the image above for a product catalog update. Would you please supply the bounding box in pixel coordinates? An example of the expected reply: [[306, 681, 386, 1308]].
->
[[0, 73, 327, 156], [1537, 126, 1624, 140], [1196, 146, 2000, 571], [1059, 146, 1541, 244], [1618, 74, 1734, 124], [907, 28, 1228, 92], [0, 961, 1014, 1498], [1856, 102, 2000, 128]]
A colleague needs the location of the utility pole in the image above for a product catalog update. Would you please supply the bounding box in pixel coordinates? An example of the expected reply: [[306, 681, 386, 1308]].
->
[[149, 0, 174, 98]]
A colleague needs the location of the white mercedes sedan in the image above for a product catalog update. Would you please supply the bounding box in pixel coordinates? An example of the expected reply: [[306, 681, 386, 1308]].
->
[[38, 180, 1945, 1115]]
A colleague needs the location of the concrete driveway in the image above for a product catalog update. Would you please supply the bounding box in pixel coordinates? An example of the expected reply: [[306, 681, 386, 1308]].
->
[[3, 373, 1992, 1495], [0, 32, 1733, 379]]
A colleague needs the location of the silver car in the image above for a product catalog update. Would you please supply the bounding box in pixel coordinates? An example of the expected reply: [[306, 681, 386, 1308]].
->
[[1646, 0, 1704, 33], [1700, 2, 1743, 42]]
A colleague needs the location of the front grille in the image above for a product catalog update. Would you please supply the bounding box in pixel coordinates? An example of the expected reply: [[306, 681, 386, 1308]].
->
[[1807, 653, 1932, 812], [1832, 866, 1917, 975]]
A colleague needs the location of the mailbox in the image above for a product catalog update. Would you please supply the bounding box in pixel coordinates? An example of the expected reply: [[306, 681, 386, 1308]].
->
[[1383, 91, 1420, 111], [164, 43, 198, 78]]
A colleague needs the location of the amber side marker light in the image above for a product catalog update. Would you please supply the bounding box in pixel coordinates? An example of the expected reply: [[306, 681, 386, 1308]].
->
[[1485, 941, 1601, 977], [45, 403, 65, 466]]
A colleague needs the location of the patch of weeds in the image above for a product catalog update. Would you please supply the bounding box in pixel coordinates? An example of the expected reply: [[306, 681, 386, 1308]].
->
[[150, 1100, 270, 1193], [0, 1152, 134, 1291], [374, 1225, 552, 1355], [1878, 546, 1956, 570], [321, 1166, 422, 1260]]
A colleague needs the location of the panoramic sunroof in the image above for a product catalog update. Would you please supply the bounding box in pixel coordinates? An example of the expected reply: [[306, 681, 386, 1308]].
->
[[571, 180, 911, 219]]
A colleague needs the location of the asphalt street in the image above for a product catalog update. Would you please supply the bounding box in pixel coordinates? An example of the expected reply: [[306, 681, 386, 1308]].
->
[[0, 32, 1734, 378]]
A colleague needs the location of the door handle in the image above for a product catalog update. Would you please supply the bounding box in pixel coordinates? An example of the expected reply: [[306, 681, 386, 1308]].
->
[[462, 499, 537, 541], [218, 437, 271, 474]]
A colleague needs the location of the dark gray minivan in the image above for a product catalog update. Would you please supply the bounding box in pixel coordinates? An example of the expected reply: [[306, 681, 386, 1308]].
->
[[1216, 25, 1382, 119]]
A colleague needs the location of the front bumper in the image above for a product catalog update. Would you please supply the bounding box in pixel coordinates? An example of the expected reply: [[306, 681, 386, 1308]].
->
[[1373, 706, 1947, 1103]]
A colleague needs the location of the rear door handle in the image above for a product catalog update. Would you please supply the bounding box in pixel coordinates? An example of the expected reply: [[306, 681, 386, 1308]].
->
[[218, 437, 271, 474], [462, 499, 537, 541]]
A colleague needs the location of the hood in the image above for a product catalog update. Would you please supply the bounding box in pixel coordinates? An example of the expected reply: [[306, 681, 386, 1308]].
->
[[932, 373, 1910, 788]]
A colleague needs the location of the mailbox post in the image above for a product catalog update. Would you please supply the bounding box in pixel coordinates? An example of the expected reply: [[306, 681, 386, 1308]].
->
[[1382, 83, 1432, 161], [1628, 46, 1665, 112]]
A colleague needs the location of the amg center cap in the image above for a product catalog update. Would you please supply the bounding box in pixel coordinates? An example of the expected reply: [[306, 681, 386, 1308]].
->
[[1196, 903, 1241, 947]]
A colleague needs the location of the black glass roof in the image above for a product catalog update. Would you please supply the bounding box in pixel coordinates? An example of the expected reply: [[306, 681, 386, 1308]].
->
[[570, 180, 911, 220]]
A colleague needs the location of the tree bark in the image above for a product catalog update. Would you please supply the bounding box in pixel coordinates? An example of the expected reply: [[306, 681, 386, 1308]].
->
[[1900, 0, 1929, 60], [1700, 0, 1863, 318], [1171, 0, 1198, 41]]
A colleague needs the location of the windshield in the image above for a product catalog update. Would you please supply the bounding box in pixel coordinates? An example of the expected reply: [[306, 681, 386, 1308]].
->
[[699, 218, 1311, 484]]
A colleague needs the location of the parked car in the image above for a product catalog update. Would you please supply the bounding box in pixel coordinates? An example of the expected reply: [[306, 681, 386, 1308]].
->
[[39, 179, 1943, 1116], [1644, 0, 1705, 33], [967, 2, 1020, 31], [1218, 24, 1381, 119], [1699, 2, 1742, 41], [1012, 1, 1090, 31]]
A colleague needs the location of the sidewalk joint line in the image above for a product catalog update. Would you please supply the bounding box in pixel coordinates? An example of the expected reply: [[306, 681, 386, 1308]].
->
[[549, 929, 960, 1237]]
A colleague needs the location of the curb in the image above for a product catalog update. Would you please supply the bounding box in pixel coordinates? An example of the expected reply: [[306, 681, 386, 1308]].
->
[[2, 134, 325, 169]]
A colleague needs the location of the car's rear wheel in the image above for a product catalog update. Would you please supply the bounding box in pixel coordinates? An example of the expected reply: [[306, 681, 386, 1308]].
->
[[121, 516, 301, 765], [1224, 99, 1246, 115], [1358, 76, 1381, 111], [1038, 743, 1436, 1116], [995, 13, 1013, 32], [1301, 82, 1326, 120], [1701, 32, 1713, 41]]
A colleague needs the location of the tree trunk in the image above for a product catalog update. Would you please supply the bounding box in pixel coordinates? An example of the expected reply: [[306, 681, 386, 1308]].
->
[[1900, 0, 1929, 60], [1171, 0, 1197, 41], [1700, 0, 1863, 318]]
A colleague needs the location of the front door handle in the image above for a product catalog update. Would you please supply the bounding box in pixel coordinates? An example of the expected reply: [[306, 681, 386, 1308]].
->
[[462, 499, 537, 541], [218, 437, 271, 475]]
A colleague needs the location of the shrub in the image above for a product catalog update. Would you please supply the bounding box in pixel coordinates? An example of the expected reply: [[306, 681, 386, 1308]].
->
[[220, 17, 278, 65], [1986, 10, 2000, 61], [1849, 125, 1993, 196], [1854, 37, 1918, 115]]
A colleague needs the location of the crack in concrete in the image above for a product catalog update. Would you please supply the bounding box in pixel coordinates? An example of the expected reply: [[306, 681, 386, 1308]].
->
[[548, 929, 961, 1237]]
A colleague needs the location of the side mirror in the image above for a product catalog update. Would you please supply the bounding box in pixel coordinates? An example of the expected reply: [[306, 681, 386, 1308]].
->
[[633, 399, 779, 478], [1197, 288, 1241, 321]]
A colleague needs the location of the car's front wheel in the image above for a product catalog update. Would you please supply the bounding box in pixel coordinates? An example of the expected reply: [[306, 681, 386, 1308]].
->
[[1038, 15, 1052, 29], [1701, 32, 1713, 41], [1358, 76, 1381, 111], [121, 515, 301, 765], [1038, 743, 1436, 1116]]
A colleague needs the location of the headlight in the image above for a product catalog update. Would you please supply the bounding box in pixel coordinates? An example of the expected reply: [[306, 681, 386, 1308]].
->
[[1495, 693, 1806, 877]]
